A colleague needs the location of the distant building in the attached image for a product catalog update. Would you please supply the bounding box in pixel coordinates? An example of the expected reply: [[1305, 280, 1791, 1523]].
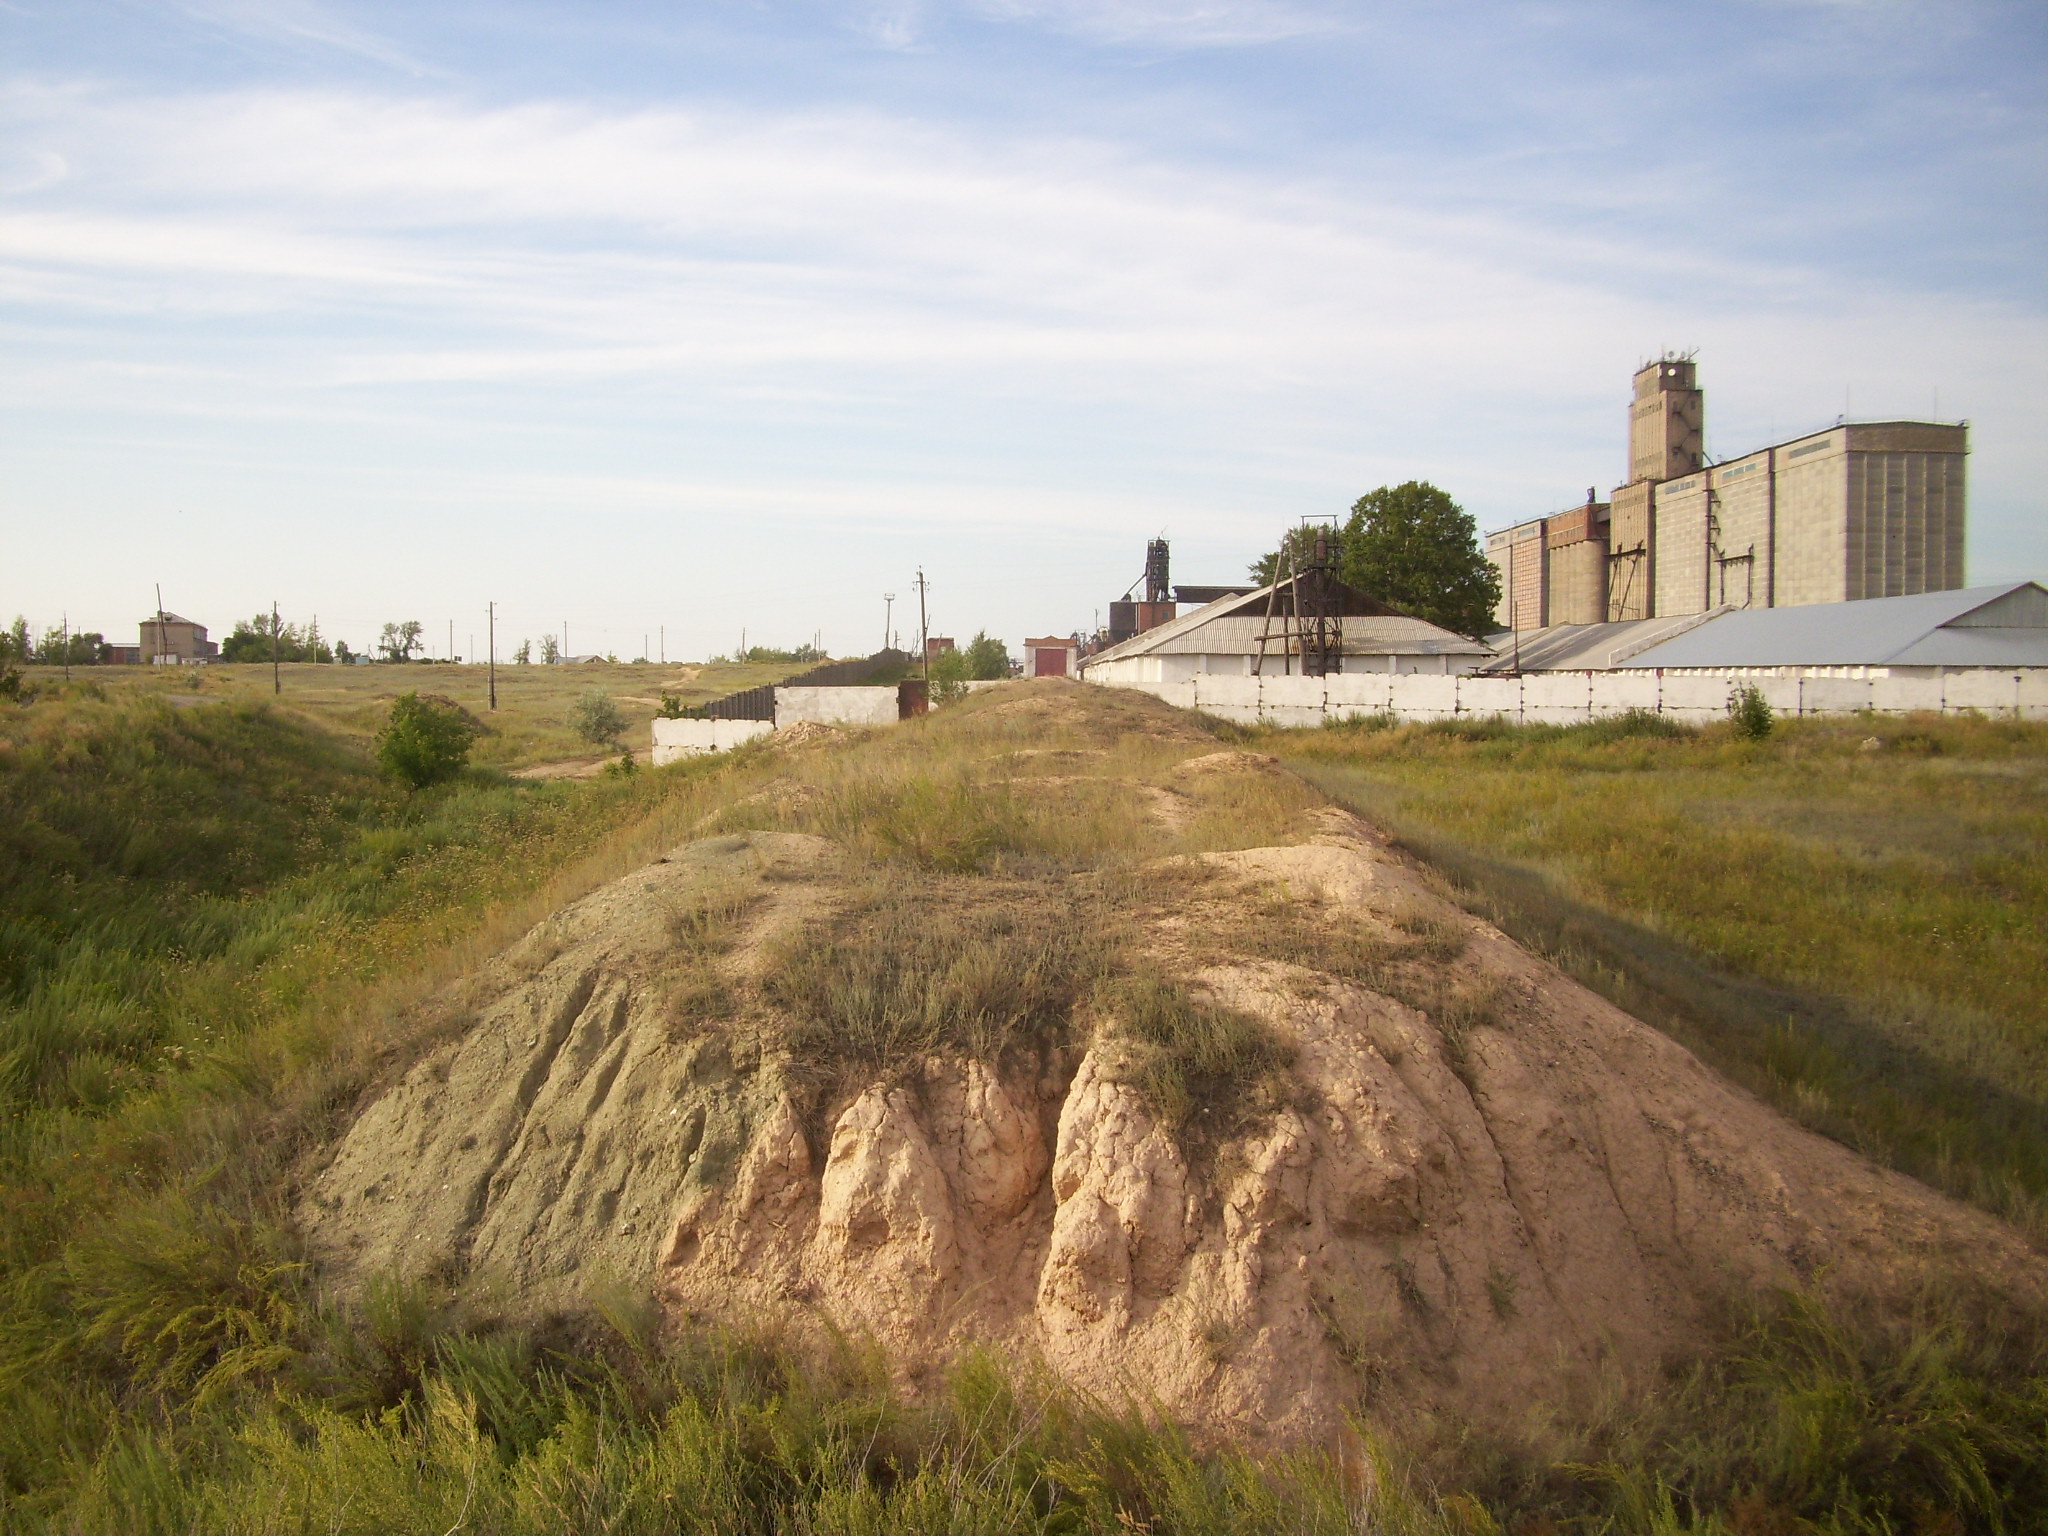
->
[[1486, 358, 1969, 630], [1026, 636, 1080, 677], [139, 613, 217, 664], [1083, 579, 1492, 683], [924, 636, 956, 661]]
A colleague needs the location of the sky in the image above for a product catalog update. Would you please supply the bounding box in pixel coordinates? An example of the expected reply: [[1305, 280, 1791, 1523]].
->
[[3, 0, 2044, 662]]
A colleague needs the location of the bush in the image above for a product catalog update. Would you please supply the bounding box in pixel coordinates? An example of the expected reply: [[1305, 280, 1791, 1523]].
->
[[570, 689, 627, 746], [928, 646, 971, 705], [1728, 684, 1773, 739], [375, 692, 480, 787]]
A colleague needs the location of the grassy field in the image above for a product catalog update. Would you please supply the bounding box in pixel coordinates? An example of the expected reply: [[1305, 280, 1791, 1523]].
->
[[9, 657, 799, 771], [1260, 709, 2048, 1239], [0, 681, 2042, 1533]]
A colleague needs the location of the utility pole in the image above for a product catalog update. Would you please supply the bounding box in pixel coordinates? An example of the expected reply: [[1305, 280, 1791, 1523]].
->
[[883, 593, 894, 654], [271, 601, 281, 694], [448, 619, 454, 663], [487, 603, 497, 710], [643, 633, 648, 664], [914, 568, 930, 679], [61, 612, 70, 682], [659, 625, 665, 665]]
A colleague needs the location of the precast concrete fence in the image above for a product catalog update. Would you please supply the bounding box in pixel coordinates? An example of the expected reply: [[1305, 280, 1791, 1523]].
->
[[1083, 668, 2048, 728], [651, 685, 907, 762]]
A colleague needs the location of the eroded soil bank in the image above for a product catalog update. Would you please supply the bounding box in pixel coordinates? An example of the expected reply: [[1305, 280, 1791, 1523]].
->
[[301, 694, 2044, 1445]]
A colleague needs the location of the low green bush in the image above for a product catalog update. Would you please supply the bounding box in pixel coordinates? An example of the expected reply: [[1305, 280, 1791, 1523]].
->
[[375, 692, 481, 787]]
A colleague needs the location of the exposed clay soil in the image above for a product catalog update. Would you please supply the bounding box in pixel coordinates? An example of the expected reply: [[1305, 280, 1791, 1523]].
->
[[301, 747, 2045, 1446]]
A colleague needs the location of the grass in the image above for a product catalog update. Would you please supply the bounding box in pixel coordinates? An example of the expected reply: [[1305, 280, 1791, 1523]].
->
[[1261, 708, 2048, 1238], [10, 656, 801, 772], [2, 678, 2045, 1532], [763, 876, 1108, 1091]]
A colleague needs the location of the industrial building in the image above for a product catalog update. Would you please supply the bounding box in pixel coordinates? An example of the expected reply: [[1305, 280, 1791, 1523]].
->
[[1486, 358, 1969, 629], [139, 613, 217, 664], [1081, 577, 1492, 684]]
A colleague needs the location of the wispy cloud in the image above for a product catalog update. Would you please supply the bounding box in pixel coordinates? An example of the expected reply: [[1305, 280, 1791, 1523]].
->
[[970, 0, 1350, 46], [170, 0, 433, 73]]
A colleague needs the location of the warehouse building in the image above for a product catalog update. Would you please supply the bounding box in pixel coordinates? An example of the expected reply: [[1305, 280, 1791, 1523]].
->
[[1486, 358, 1969, 629], [1082, 578, 1492, 683]]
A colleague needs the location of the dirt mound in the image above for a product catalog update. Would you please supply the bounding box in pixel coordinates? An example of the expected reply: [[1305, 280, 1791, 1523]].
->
[[1169, 749, 1282, 782], [301, 767, 2043, 1446], [950, 681, 1213, 747], [773, 721, 850, 752]]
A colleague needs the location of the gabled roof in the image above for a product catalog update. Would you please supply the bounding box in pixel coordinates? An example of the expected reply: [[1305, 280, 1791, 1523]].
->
[[142, 612, 202, 627], [1084, 580, 1493, 667], [1621, 583, 2048, 669]]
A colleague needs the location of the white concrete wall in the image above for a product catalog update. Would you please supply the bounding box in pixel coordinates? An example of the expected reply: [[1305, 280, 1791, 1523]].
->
[[774, 687, 899, 728], [1089, 667, 2048, 726], [651, 717, 777, 763]]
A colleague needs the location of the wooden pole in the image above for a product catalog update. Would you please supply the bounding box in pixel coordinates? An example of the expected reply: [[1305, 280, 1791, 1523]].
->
[[915, 569, 929, 680], [487, 602, 497, 710], [271, 601, 281, 694]]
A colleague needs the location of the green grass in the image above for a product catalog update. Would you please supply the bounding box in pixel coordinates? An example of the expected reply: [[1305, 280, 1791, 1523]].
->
[[1266, 709, 2048, 1237], [2, 681, 2045, 1533], [11, 656, 803, 772]]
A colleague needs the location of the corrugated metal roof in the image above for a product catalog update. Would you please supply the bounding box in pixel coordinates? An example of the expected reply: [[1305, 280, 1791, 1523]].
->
[[1477, 612, 1723, 672], [1142, 615, 1489, 657], [1622, 584, 2048, 669], [1085, 584, 1491, 667]]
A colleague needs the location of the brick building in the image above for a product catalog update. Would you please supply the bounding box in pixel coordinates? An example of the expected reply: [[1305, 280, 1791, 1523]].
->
[[1486, 359, 1969, 630]]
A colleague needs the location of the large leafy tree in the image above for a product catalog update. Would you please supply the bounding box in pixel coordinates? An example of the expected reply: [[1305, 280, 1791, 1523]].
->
[[1248, 482, 1498, 637], [1345, 482, 1501, 637], [962, 631, 1012, 680]]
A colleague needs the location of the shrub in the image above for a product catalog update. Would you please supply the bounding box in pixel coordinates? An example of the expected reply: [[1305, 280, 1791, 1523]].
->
[[928, 646, 971, 705], [570, 689, 626, 746], [375, 692, 480, 787], [1728, 683, 1773, 739]]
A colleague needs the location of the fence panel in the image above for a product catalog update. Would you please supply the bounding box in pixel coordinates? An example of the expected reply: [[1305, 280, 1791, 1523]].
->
[[1869, 675, 1945, 714], [1388, 674, 1460, 721]]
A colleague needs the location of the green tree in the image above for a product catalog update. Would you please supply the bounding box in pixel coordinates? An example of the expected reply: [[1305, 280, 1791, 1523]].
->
[[375, 692, 480, 788], [962, 631, 1012, 680], [377, 620, 424, 663], [570, 689, 626, 746], [1249, 485, 1501, 636], [220, 614, 333, 664], [513, 638, 532, 665], [1338, 482, 1500, 637], [3, 617, 28, 663], [928, 645, 971, 704], [1248, 526, 1331, 587], [539, 635, 561, 666]]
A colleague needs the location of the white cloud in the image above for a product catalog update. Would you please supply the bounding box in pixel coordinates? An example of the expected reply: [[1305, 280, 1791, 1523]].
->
[[2, 74, 2042, 641]]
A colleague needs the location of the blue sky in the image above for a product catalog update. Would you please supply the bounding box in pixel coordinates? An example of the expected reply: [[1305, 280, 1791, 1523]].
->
[[3, 0, 2043, 660]]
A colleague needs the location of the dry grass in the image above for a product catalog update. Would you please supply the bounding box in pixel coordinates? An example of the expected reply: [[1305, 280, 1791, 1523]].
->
[[14, 658, 799, 772], [1261, 709, 2048, 1237]]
